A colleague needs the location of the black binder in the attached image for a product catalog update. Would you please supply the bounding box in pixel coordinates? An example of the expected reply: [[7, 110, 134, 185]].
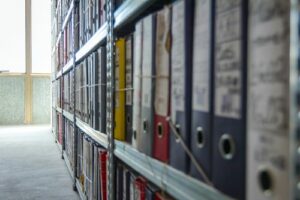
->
[[190, 0, 214, 180], [212, 0, 248, 199], [125, 35, 134, 144], [169, 0, 193, 173]]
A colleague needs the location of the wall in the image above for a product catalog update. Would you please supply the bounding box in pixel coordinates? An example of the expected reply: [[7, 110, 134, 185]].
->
[[0, 76, 50, 125], [0, 76, 25, 125]]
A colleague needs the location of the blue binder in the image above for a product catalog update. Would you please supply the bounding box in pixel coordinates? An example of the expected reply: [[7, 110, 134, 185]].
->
[[212, 0, 247, 199], [190, 0, 214, 180], [169, 0, 192, 173]]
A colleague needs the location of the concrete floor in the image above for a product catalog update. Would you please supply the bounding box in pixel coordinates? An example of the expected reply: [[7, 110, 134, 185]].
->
[[0, 125, 80, 200]]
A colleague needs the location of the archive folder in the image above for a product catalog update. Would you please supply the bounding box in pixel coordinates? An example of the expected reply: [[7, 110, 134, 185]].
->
[[114, 39, 126, 140], [122, 167, 131, 200], [97, 47, 107, 133], [212, 0, 247, 199], [116, 164, 124, 200], [91, 52, 99, 130], [125, 35, 133, 144], [190, 0, 213, 180], [139, 14, 156, 156], [169, 0, 192, 172], [247, 0, 290, 199], [153, 6, 171, 162], [99, 150, 107, 200], [132, 21, 143, 148]]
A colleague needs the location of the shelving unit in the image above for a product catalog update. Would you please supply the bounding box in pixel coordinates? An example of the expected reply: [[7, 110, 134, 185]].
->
[[51, 0, 299, 199], [50, 0, 228, 199]]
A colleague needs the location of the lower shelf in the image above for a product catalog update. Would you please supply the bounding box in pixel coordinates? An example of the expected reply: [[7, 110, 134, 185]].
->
[[63, 152, 74, 179], [114, 141, 230, 200], [76, 179, 87, 200], [55, 140, 62, 153]]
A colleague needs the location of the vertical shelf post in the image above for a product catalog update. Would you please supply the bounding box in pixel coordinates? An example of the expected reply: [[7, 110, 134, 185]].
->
[[290, 0, 299, 198], [106, 0, 116, 199]]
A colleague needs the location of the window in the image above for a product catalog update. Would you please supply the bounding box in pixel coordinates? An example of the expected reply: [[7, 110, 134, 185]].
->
[[31, 0, 51, 73], [0, 0, 26, 73]]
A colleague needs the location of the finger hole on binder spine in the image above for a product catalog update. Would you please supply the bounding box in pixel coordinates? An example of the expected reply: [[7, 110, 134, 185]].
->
[[143, 119, 148, 134], [258, 169, 273, 196], [157, 123, 163, 138], [196, 127, 204, 148], [127, 115, 130, 124], [175, 124, 181, 143], [218, 134, 235, 160]]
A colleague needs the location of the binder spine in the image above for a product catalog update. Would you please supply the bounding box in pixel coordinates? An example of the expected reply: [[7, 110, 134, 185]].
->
[[125, 36, 133, 144], [153, 7, 171, 162], [114, 39, 126, 140], [247, 0, 290, 199], [212, 0, 248, 198], [190, 0, 213, 180], [139, 14, 156, 156], [132, 21, 143, 147]]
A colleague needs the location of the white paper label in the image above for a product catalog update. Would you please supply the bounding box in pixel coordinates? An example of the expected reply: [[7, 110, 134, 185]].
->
[[193, 0, 210, 112], [215, 5, 242, 118], [248, 1, 289, 133], [126, 38, 133, 106], [171, 1, 185, 121], [132, 21, 143, 144], [155, 8, 170, 116], [142, 16, 153, 109]]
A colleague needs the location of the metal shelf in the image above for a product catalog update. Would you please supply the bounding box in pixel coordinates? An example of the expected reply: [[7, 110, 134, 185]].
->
[[114, 141, 231, 200], [56, 69, 62, 79], [63, 58, 74, 74], [55, 140, 63, 153], [56, 107, 62, 113], [114, 0, 157, 29], [55, 32, 62, 47], [61, 1, 74, 31], [75, 23, 107, 63], [76, 179, 87, 200], [63, 110, 74, 122], [63, 151, 74, 179], [76, 118, 108, 148]]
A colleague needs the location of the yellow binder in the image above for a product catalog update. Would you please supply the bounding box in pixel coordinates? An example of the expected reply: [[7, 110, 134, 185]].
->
[[114, 38, 126, 140]]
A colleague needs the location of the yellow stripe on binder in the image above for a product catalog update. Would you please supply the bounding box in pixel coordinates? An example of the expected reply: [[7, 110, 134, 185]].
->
[[114, 38, 126, 140]]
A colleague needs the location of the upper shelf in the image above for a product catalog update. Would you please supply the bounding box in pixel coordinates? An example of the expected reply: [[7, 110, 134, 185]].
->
[[114, 0, 157, 29], [114, 141, 232, 200], [76, 117, 108, 149], [75, 23, 107, 63], [61, 1, 74, 31], [63, 110, 73, 122]]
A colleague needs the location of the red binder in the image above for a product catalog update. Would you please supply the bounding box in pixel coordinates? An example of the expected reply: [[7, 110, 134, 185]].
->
[[58, 113, 63, 144], [100, 0, 106, 26], [135, 177, 147, 200], [99, 150, 107, 200], [153, 7, 171, 163], [64, 29, 67, 65]]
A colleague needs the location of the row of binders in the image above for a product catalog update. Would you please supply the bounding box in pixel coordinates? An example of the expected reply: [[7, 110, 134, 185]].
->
[[53, 0, 292, 199], [75, 127, 173, 200], [53, 0, 127, 73], [116, 162, 173, 200], [78, 0, 106, 48], [75, 46, 107, 132], [112, 0, 291, 199], [77, 131, 108, 200], [65, 119, 75, 169]]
